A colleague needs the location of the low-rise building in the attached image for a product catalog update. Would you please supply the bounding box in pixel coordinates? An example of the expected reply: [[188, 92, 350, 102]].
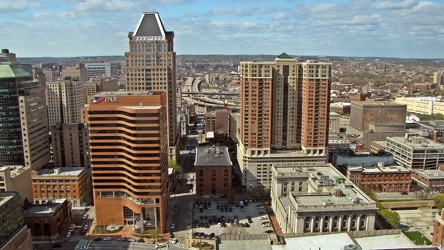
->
[[0, 192, 33, 250], [24, 199, 71, 241], [412, 169, 444, 190], [433, 208, 444, 248], [386, 136, 444, 170], [271, 164, 377, 234], [195, 146, 232, 195], [32, 167, 91, 207], [0, 165, 33, 206], [346, 163, 411, 193]]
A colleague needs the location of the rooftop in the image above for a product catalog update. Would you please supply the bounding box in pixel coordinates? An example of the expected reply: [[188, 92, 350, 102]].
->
[[0, 64, 32, 79], [34, 167, 84, 178], [195, 146, 232, 167], [0, 165, 30, 179], [413, 169, 444, 180], [347, 165, 410, 174], [133, 12, 167, 38], [25, 200, 66, 214], [388, 136, 444, 150]]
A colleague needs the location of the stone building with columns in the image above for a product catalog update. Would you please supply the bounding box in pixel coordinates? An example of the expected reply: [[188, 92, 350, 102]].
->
[[270, 163, 377, 234]]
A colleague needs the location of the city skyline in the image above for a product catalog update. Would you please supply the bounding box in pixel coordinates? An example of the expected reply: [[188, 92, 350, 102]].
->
[[1, 0, 444, 59]]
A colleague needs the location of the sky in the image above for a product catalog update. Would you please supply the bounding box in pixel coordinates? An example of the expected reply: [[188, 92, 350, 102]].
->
[[1, 0, 444, 58]]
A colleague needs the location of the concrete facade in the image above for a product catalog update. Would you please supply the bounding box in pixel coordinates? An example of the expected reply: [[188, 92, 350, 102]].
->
[[0, 165, 33, 206], [51, 123, 89, 168]]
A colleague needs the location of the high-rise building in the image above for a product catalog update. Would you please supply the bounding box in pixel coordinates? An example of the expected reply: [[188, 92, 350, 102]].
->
[[46, 78, 85, 127], [85, 62, 119, 78], [237, 54, 331, 188], [51, 123, 89, 168], [125, 12, 178, 161], [0, 63, 50, 170], [84, 91, 169, 233], [0, 192, 33, 250]]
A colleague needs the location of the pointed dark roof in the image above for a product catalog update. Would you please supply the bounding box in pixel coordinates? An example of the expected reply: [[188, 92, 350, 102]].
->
[[134, 12, 166, 37], [277, 52, 292, 59]]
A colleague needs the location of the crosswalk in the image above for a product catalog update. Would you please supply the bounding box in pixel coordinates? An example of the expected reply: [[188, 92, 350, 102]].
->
[[174, 242, 187, 249]]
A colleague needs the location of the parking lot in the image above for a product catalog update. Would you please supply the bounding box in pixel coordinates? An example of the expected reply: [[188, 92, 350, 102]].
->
[[191, 200, 274, 237]]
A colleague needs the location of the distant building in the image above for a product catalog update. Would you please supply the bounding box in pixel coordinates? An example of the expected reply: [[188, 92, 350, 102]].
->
[[1, 48, 17, 62], [205, 108, 230, 141], [50, 123, 89, 168], [271, 164, 377, 234], [24, 199, 72, 241], [346, 163, 411, 193], [0, 192, 33, 250], [43, 68, 57, 82], [0, 165, 33, 206], [31, 167, 91, 207], [46, 78, 85, 127], [85, 62, 119, 78], [332, 151, 394, 168], [386, 136, 444, 169], [0, 63, 50, 170], [194, 146, 232, 195], [62, 63, 87, 81], [394, 97, 444, 116], [434, 71, 443, 86], [349, 102, 406, 131], [329, 112, 341, 133]]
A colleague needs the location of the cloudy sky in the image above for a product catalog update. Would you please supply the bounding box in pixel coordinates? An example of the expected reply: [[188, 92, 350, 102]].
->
[[1, 0, 444, 58]]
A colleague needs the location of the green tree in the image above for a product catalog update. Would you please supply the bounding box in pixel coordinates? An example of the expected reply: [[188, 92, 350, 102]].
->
[[149, 230, 158, 242], [168, 160, 182, 175], [434, 193, 444, 210], [380, 209, 400, 229]]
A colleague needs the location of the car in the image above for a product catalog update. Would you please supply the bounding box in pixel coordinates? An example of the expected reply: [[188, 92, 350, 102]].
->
[[127, 238, 136, 242], [170, 232, 175, 238], [171, 223, 175, 229], [66, 232, 71, 237], [265, 230, 274, 233], [169, 238, 178, 244], [243, 223, 250, 228], [118, 237, 126, 241], [138, 238, 144, 242], [52, 243, 62, 248], [83, 225, 88, 230], [260, 216, 267, 220], [103, 237, 112, 241], [155, 243, 166, 249], [203, 195, 210, 198], [94, 238, 102, 241], [83, 215, 88, 219]]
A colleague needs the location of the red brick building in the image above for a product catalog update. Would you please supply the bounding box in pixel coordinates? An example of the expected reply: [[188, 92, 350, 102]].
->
[[195, 146, 232, 195], [346, 163, 411, 192], [433, 209, 444, 248]]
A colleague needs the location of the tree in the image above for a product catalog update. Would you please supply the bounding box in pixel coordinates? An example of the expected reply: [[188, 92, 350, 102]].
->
[[224, 224, 247, 235], [380, 209, 400, 229], [168, 160, 183, 175], [434, 193, 444, 210], [149, 230, 158, 242]]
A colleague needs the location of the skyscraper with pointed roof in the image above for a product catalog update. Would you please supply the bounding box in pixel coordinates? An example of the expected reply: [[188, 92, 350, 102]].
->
[[125, 12, 178, 161]]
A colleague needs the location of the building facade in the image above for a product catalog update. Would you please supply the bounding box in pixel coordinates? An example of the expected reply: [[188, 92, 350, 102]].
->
[[0, 63, 50, 170], [349, 102, 406, 131], [85, 62, 119, 78], [125, 12, 178, 162], [237, 54, 331, 188], [0, 192, 33, 250], [271, 164, 377, 234], [194, 146, 232, 195], [31, 167, 91, 207], [0, 165, 33, 206], [386, 136, 444, 169], [85, 91, 169, 233], [51, 123, 89, 168], [24, 199, 71, 241], [346, 163, 411, 193], [412, 169, 444, 190], [62, 63, 87, 81], [46, 78, 85, 127]]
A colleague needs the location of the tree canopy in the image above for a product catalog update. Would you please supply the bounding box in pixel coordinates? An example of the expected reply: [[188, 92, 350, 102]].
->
[[168, 160, 183, 175], [434, 193, 444, 210]]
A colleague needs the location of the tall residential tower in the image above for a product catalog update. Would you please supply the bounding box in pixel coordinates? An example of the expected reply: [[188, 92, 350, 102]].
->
[[237, 54, 331, 188], [125, 12, 178, 161]]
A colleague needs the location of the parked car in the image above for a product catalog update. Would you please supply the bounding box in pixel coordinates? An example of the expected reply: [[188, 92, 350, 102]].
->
[[103, 237, 112, 241], [52, 243, 62, 248], [93, 238, 102, 241], [155, 243, 166, 249]]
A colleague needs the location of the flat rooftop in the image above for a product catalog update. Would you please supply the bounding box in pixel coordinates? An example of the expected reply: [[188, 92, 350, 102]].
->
[[195, 146, 232, 167], [413, 169, 444, 180], [389, 136, 444, 149], [276, 165, 372, 206], [92, 91, 163, 97], [0, 165, 30, 178], [355, 233, 417, 249], [35, 167, 84, 177], [272, 233, 355, 250], [347, 165, 410, 174]]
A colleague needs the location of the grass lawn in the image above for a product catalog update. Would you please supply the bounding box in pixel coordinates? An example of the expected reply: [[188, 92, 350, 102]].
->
[[403, 231, 432, 245], [379, 199, 415, 202]]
